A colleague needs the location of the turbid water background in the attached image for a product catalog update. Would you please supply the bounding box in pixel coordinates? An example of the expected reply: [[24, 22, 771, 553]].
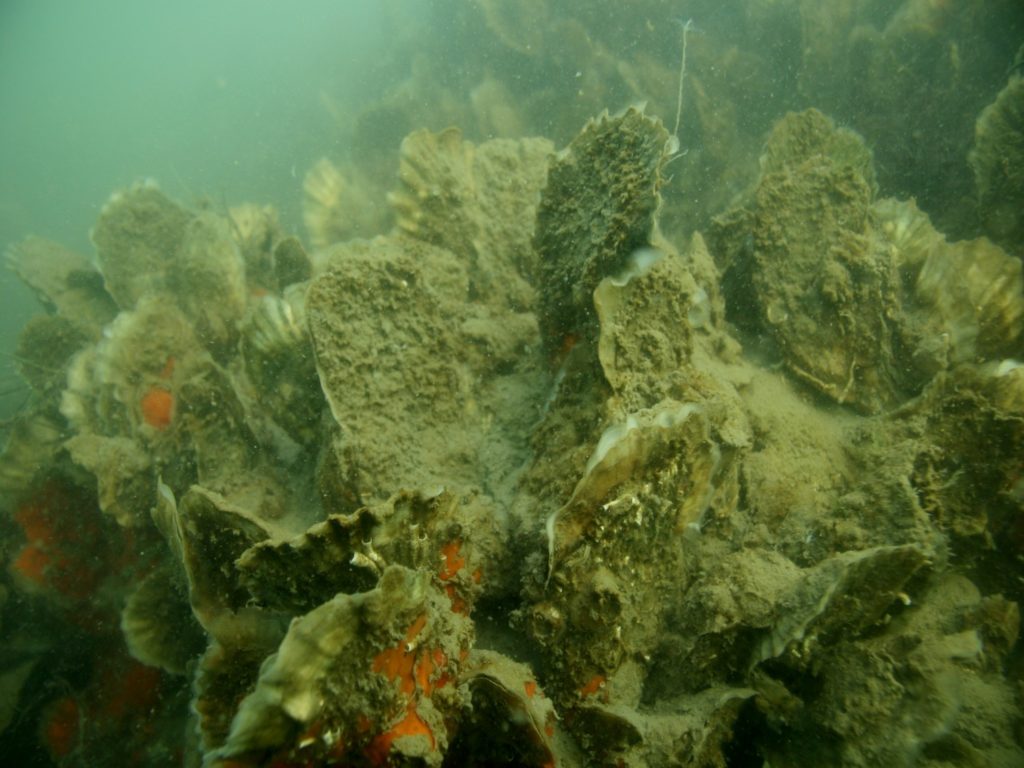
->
[[0, 0, 399, 417]]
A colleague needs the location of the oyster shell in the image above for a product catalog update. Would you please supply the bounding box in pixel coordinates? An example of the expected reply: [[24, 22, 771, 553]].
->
[[192, 640, 269, 755], [120, 562, 204, 674], [91, 181, 192, 310], [970, 72, 1024, 255], [750, 110, 903, 413], [302, 157, 385, 250], [238, 489, 500, 617], [154, 483, 286, 648], [239, 285, 322, 447], [880, 198, 1024, 369], [757, 544, 931, 667], [568, 686, 753, 767], [0, 412, 63, 499], [534, 107, 670, 353], [391, 127, 552, 310], [212, 565, 473, 767], [60, 295, 200, 437], [456, 650, 575, 766], [766, 573, 1024, 766], [172, 212, 248, 358], [712, 110, 1024, 412], [64, 434, 153, 527], [5, 236, 116, 338], [308, 235, 542, 506], [91, 183, 251, 358], [226, 203, 282, 291]]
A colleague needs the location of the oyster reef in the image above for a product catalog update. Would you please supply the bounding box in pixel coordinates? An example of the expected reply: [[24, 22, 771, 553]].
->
[[2, 3, 1024, 767]]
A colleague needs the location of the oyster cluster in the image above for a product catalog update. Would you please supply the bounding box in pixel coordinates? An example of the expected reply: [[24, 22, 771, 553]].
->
[[2, 99, 1023, 768], [711, 109, 1024, 414]]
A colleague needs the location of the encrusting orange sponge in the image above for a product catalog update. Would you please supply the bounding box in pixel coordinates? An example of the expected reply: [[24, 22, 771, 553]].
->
[[140, 387, 174, 429]]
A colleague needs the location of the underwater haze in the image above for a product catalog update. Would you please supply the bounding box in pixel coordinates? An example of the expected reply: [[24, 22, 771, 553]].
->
[[0, 0, 396, 416], [2, 2, 1024, 767]]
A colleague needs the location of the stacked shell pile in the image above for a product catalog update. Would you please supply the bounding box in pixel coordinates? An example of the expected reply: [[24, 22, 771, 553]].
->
[[2, 101, 1024, 766]]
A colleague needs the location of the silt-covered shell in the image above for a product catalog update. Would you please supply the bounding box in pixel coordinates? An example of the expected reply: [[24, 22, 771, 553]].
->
[[308, 235, 542, 507], [969, 70, 1024, 256], [534, 107, 671, 352], [91, 181, 192, 310], [749, 110, 903, 413], [391, 127, 553, 310], [91, 182, 251, 359], [5, 236, 117, 339]]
